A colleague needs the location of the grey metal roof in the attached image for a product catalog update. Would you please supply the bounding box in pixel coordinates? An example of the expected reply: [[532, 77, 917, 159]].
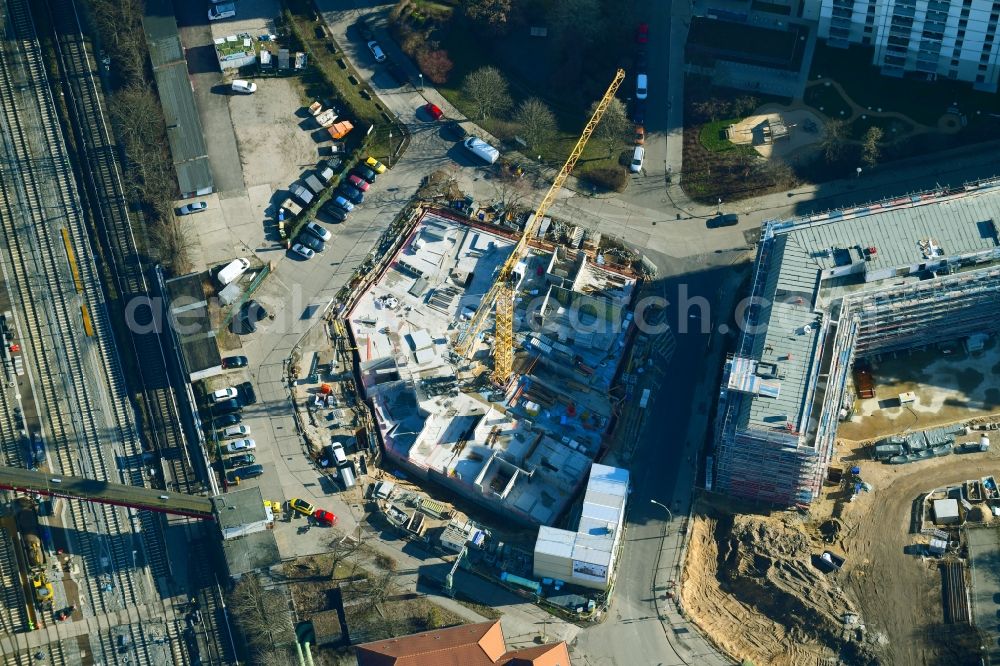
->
[[735, 185, 1000, 434], [212, 487, 267, 531], [789, 195, 999, 275], [143, 0, 214, 195]]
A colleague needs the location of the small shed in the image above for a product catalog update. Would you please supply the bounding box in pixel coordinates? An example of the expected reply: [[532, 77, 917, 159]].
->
[[933, 498, 960, 525], [309, 609, 343, 646]]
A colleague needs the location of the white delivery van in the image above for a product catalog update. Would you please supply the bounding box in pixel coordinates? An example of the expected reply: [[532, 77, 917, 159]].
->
[[217, 258, 250, 287], [208, 3, 236, 20], [231, 80, 257, 94], [462, 137, 500, 164], [629, 146, 645, 173]]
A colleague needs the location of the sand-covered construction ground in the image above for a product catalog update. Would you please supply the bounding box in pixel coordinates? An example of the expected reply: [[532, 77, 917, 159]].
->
[[839, 340, 1000, 442], [681, 341, 1000, 666]]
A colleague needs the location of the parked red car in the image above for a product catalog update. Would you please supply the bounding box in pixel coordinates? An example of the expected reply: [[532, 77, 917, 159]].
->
[[423, 102, 443, 120], [312, 509, 338, 526], [347, 174, 370, 191], [636, 23, 649, 44]]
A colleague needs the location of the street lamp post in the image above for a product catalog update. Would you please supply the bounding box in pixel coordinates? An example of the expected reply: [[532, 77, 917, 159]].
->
[[418, 73, 423, 91], [717, 197, 722, 214], [856, 167, 862, 178], [388, 131, 393, 167], [650, 499, 673, 524]]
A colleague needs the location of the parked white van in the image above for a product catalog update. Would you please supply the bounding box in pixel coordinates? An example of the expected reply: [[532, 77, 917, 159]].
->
[[208, 3, 236, 20], [217, 258, 250, 287], [462, 137, 500, 164], [231, 80, 257, 94], [629, 146, 645, 173]]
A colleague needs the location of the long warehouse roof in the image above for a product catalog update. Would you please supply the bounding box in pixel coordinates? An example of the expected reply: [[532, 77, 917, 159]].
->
[[0, 466, 214, 519]]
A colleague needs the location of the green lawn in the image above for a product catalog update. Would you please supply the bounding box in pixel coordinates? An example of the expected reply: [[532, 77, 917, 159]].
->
[[809, 43, 1000, 126], [699, 119, 758, 154]]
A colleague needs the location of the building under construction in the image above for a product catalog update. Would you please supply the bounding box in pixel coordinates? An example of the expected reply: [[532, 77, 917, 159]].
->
[[350, 211, 639, 525], [713, 180, 1000, 505]]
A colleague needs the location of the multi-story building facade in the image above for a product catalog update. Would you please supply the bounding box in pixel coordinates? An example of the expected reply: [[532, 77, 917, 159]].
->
[[819, 0, 1000, 91]]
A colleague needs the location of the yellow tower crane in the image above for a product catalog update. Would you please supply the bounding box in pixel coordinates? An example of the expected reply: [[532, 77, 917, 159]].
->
[[454, 68, 626, 386]]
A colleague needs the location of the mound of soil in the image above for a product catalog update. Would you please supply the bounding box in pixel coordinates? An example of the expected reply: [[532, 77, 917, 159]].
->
[[683, 512, 880, 666]]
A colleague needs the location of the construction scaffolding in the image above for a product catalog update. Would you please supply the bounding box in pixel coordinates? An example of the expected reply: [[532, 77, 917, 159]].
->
[[713, 179, 1000, 507]]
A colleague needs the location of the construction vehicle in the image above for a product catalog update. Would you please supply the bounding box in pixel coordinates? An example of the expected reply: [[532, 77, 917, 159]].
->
[[15, 498, 45, 570], [453, 69, 626, 386], [32, 571, 53, 608]]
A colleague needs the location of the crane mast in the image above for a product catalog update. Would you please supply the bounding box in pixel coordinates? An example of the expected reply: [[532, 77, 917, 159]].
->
[[454, 69, 626, 387]]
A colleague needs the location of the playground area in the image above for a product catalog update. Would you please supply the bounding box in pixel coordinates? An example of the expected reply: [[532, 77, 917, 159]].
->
[[723, 107, 826, 160]]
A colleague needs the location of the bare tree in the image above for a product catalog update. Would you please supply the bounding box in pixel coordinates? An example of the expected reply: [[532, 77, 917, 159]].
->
[[150, 217, 193, 275], [328, 530, 362, 580], [821, 119, 847, 163], [90, 0, 147, 85], [416, 49, 454, 84], [229, 575, 294, 655], [491, 175, 530, 221], [514, 97, 557, 149], [363, 570, 397, 613], [691, 98, 732, 123], [588, 97, 630, 158], [862, 126, 883, 167], [464, 0, 513, 32], [256, 647, 297, 666], [462, 66, 513, 121]]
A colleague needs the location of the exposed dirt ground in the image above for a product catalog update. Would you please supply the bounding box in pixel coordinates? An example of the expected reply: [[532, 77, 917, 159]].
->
[[683, 439, 1000, 666], [230, 77, 320, 191], [681, 504, 869, 666], [839, 342, 1000, 441]]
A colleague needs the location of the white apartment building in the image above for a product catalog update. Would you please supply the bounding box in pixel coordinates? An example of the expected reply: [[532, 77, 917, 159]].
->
[[818, 0, 1000, 90]]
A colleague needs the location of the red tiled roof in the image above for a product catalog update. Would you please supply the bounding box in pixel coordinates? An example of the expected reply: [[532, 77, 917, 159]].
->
[[355, 620, 507, 666], [502, 642, 573, 666]]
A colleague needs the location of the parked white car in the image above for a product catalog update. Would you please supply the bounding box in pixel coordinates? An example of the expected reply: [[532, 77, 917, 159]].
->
[[305, 221, 332, 241], [209, 387, 238, 404], [291, 243, 315, 260], [231, 80, 257, 94], [225, 439, 256, 454], [221, 424, 251, 438]]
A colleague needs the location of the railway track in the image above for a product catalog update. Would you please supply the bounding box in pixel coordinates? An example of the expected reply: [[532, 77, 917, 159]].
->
[[36, 0, 233, 663], [0, 0, 155, 662], [0, 526, 27, 635]]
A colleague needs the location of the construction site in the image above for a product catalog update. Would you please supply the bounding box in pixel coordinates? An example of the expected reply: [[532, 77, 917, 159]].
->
[[348, 209, 639, 527], [686, 180, 1000, 665]]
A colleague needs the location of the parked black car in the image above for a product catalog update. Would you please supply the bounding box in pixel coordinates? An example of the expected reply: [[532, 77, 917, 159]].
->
[[706, 213, 739, 228], [353, 165, 377, 183], [222, 355, 248, 369], [212, 398, 242, 415], [214, 413, 242, 427], [339, 183, 365, 205], [226, 464, 264, 485], [320, 202, 349, 223], [237, 381, 257, 405], [298, 234, 325, 253]]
